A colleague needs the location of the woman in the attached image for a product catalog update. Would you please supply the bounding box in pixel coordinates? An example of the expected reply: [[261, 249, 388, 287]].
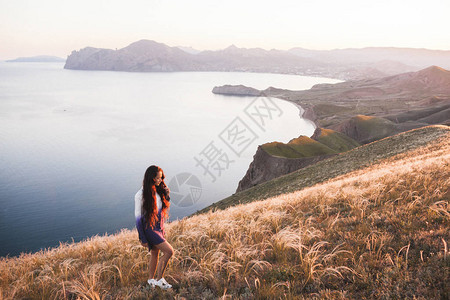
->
[[135, 165, 174, 289]]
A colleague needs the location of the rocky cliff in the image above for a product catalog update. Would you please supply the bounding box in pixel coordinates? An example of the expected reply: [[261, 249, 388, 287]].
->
[[64, 40, 198, 71], [236, 128, 360, 192], [236, 145, 336, 192]]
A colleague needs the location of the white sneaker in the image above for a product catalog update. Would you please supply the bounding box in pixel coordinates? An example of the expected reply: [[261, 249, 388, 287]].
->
[[147, 278, 157, 287], [154, 277, 172, 289]]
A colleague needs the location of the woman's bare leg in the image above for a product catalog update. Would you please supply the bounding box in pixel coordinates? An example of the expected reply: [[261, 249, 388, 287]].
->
[[149, 248, 159, 279], [154, 241, 174, 280]]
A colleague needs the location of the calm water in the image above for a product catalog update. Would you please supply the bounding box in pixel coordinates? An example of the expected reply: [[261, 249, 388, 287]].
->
[[0, 62, 341, 257]]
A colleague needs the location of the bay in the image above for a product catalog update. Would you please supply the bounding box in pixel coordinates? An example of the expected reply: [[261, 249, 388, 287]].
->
[[0, 62, 341, 256]]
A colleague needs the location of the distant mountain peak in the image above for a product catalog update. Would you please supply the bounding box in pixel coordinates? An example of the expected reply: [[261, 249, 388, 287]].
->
[[225, 44, 239, 50], [222, 44, 248, 54], [418, 65, 450, 75], [125, 39, 166, 49], [176, 46, 201, 54], [411, 65, 450, 86], [130, 39, 158, 45]]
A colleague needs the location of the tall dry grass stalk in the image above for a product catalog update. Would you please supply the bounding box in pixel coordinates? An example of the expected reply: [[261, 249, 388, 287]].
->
[[1, 129, 449, 299]]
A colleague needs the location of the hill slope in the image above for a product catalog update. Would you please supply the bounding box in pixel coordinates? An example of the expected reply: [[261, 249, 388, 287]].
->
[[1, 126, 449, 299], [202, 125, 449, 212], [262, 136, 338, 158], [330, 115, 400, 144], [311, 127, 361, 152]]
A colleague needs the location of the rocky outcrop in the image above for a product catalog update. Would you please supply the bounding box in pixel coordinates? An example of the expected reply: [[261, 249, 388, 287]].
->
[[236, 128, 360, 192], [212, 85, 262, 96], [302, 107, 318, 123], [64, 40, 198, 71], [236, 145, 336, 192]]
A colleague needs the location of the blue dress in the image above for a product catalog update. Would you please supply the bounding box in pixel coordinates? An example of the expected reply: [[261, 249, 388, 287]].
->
[[135, 189, 166, 250], [136, 210, 165, 250]]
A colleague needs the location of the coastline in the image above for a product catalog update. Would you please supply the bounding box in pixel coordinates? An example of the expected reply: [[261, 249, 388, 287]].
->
[[214, 66, 450, 194], [272, 96, 318, 131], [289, 100, 317, 130]]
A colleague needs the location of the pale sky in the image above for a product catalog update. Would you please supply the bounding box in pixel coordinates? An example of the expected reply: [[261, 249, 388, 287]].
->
[[0, 0, 449, 60]]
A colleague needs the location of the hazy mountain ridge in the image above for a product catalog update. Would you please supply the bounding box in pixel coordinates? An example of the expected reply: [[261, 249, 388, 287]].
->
[[270, 66, 450, 127], [289, 46, 450, 69], [6, 55, 66, 62], [64, 40, 450, 80]]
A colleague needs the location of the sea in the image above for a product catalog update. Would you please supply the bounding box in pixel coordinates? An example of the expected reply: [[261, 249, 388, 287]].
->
[[0, 62, 341, 257]]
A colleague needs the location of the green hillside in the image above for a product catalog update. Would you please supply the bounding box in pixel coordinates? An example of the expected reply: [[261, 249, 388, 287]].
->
[[261, 135, 338, 158], [333, 115, 399, 144], [313, 128, 360, 152], [353, 114, 396, 132]]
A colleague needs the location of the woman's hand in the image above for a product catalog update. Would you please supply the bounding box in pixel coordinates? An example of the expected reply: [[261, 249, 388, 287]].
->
[[141, 242, 148, 248], [163, 186, 170, 195], [161, 182, 170, 200]]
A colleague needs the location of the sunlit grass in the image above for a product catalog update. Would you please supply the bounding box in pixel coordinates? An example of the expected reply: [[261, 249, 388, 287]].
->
[[1, 126, 449, 299]]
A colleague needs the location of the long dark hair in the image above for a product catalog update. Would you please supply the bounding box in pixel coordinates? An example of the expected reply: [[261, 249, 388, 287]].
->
[[142, 165, 170, 228]]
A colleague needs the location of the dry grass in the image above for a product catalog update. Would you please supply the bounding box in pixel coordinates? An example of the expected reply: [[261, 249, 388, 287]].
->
[[1, 128, 449, 299]]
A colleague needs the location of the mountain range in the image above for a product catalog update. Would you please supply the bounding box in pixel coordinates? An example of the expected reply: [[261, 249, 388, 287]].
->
[[64, 40, 450, 80]]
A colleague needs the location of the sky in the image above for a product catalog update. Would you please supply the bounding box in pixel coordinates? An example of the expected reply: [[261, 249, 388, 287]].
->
[[0, 0, 449, 60]]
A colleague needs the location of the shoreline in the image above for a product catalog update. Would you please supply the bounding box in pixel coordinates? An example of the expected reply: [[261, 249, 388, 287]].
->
[[271, 96, 318, 131]]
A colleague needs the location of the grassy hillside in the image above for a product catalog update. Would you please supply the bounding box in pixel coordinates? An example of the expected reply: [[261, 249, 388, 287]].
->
[[200, 125, 449, 213], [351, 115, 396, 134], [262, 136, 338, 158], [1, 126, 449, 299], [312, 128, 360, 152], [262, 127, 362, 158], [331, 115, 400, 144]]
